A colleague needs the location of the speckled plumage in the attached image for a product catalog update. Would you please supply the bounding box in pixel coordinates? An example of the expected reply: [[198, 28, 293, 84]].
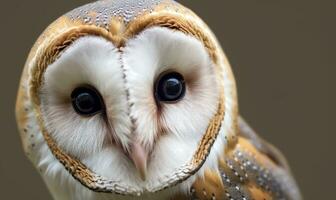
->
[[16, 1, 301, 199], [190, 118, 300, 200], [66, 0, 166, 25]]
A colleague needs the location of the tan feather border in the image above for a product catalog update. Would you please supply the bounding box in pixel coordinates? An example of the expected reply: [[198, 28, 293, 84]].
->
[[28, 15, 226, 194]]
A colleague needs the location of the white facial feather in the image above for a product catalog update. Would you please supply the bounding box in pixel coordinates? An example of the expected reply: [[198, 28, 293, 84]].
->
[[37, 27, 222, 199], [41, 36, 132, 156], [122, 27, 220, 181]]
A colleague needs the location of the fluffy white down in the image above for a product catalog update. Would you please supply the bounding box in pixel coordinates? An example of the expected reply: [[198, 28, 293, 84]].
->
[[37, 27, 222, 199]]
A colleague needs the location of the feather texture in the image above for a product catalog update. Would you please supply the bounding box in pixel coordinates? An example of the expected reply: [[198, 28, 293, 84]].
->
[[15, 0, 301, 199]]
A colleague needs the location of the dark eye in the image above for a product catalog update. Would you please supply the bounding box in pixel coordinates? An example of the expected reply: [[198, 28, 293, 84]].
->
[[71, 86, 104, 116], [155, 72, 186, 103]]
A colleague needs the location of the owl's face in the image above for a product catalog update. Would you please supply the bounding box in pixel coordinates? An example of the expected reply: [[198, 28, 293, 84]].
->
[[17, 0, 237, 196], [41, 27, 219, 188]]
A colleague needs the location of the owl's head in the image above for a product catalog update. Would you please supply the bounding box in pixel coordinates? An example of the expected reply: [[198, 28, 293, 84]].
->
[[16, 0, 238, 197]]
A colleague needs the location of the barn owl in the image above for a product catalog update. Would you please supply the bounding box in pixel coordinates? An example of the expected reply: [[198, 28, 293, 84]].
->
[[15, 0, 301, 199]]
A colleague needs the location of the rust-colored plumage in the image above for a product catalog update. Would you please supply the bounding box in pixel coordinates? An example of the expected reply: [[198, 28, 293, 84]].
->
[[185, 118, 299, 200]]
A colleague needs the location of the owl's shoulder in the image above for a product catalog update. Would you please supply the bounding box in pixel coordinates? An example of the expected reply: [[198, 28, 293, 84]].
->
[[173, 117, 301, 200]]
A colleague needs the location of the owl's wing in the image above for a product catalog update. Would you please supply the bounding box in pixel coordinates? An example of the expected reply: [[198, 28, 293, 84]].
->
[[237, 117, 291, 172], [185, 117, 302, 200]]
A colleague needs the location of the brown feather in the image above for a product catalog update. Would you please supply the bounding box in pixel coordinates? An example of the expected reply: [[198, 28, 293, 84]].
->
[[188, 122, 301, 200]]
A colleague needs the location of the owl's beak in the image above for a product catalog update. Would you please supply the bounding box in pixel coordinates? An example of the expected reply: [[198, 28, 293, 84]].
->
[[129, 142, 148, 181]]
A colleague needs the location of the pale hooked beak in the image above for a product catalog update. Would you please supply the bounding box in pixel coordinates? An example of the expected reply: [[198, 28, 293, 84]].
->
[[129, 142, 148, 181]]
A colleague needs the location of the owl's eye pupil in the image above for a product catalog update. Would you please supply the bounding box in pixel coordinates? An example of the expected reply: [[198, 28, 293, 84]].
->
[[71, 87, 103, 116], [155, 72, 186, 102]]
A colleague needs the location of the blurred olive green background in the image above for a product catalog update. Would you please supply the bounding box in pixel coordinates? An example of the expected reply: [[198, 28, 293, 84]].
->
[[0, 0, 333, 199]]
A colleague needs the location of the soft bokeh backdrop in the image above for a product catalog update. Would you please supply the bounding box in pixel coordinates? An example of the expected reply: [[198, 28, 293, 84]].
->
[[0, 0, 333, 199]]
